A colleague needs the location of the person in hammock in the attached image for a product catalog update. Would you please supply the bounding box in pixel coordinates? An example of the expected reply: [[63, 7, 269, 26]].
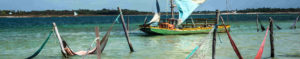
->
[[62, 40, 97, 56]]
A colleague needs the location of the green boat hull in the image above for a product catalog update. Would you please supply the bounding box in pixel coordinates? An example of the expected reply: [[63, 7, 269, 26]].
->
[[140, 27, 228, 35]]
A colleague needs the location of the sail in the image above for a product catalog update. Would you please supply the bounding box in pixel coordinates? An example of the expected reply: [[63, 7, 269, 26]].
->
[[175, 0, 206, 25], [156, 0, 160, 13], [148, 13, 160, 23], [74, 12, 78, 16], [148, 0, 161, 24]]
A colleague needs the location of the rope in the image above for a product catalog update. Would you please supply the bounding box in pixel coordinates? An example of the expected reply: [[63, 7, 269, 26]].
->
[[82, 38, 98, 59], [217, 33, 223, 43], [114, 14, 121, 23], [255, 26, 270, 59], [26, 31, 53, 59]]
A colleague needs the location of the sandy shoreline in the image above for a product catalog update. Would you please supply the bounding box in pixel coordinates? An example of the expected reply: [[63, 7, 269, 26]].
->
[[0, 12, 299, 18]]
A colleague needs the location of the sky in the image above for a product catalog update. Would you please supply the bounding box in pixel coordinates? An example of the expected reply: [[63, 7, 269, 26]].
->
[[1, 0, 300, 11]]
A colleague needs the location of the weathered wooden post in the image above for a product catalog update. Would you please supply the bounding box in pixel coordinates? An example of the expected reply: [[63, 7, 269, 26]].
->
[[269, 17, 274, 57], [96, 39, 101, 59], [216, 10, 220, 24], [95, 27, 100, 39], [52, 22, 68, 58], [256, 14, 259, 32], [94, 27, 101, 59], [118, 7, 135, 52], [212, 10, 220, 59], [127, 17, 130, 31]]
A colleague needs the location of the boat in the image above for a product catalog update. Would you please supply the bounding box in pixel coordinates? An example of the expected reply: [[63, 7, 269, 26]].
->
[[139, 0, 230, 35], [74, 11, 78, 16]]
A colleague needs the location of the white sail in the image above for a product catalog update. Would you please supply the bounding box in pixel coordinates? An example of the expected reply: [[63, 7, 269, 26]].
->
[[148, 0, 161, 24], [148, 13, 160, 23], [175, 0, 206, 25], [74, 12, 78, 16]]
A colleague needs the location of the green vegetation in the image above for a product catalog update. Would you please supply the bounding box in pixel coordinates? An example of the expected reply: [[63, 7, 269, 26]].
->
[[0, 8, 151, 16], [1, 8, 300, 16], [237, 8, 300, 13]]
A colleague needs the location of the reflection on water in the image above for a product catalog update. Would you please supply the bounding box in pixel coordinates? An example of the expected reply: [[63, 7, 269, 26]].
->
[[1, 14, 300, 59]]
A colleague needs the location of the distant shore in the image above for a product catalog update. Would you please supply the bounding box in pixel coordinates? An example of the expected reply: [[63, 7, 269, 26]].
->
[[0, 12, 299, 18]]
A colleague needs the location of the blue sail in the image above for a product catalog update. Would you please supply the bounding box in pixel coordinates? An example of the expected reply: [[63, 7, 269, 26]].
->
[[175, 0, 206, 25], [156, 0, 160, 13]]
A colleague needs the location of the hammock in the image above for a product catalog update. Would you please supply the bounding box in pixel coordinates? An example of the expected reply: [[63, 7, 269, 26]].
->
[[255, 26, 270, 59], [52, 23, 97, 57], [26, 31, 53, 59], [52, 20, 116, 57], [55, 33, 97, 56]]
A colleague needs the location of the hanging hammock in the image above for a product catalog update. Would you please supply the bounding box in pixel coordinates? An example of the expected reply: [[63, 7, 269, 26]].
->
[[26, 31, 53, 59]]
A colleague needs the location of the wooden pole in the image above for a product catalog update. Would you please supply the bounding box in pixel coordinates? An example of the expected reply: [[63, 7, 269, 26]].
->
[[95, 27, 100, 39], [212, 10, 220, 59], [52, 22, 68, 58], [216, 10, 220, 24], [269, 17, 274, 57], [118, 7, 135, 52], [96, 39, 101, 59], [127, 17, 130, 32], [256, 14, 259, 32], [94, 27, 101, 59], [170, 0, 175, 19], [212, 24, 217, 59]]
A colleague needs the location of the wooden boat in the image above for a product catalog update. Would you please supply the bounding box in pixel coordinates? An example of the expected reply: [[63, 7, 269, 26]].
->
[[140, 18, 230, 35], [140, 0, 230, 35]]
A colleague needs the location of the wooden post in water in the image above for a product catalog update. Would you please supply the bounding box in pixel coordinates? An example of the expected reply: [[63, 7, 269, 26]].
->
[[212, 10, 220, 59], [216, 10, 220, 24], [96, 39, 101, 59], [269, 17, 275, 57], [95, 27, 101, 59], [127, 17, 130, 32], [256, 14, 259, 32], [95, 27, 100, 39], [118, 7, 135, 52], [52, 22, 68, 58]]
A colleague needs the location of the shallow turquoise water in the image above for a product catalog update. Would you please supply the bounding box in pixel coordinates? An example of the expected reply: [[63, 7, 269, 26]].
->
[[0, 14, 300, 59]]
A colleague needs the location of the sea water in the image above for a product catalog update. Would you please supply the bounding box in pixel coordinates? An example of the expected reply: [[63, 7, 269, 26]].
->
[[0, 14, 300, 59]]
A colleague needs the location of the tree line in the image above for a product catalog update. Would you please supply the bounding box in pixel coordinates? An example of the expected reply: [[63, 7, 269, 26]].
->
[[0, 8, 151, 16], [1, 8, 300, 16]]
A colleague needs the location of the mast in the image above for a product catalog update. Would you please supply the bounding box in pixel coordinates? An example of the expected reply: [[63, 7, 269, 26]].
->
[[170, 0, 175, 19]]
